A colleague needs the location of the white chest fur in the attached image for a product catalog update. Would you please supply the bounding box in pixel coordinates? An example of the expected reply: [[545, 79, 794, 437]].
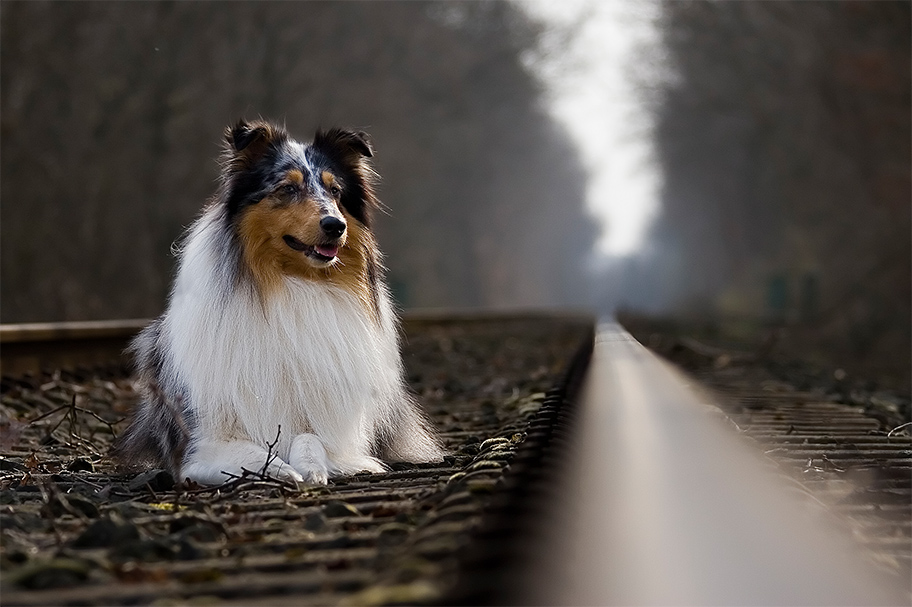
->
[[162, 217, 403, 475]]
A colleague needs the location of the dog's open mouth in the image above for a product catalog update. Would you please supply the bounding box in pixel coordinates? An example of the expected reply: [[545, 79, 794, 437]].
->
[[283, 235, 339, 262]]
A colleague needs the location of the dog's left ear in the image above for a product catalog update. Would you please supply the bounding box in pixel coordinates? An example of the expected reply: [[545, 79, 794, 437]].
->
[[313, 128, 374, 163], [225, 120, 287, 164], [345, 131, 374, 158]]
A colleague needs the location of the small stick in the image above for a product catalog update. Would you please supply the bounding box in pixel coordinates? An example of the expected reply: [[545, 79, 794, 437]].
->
[[259, 425, 283, 477], [887, 421, 912, 438]]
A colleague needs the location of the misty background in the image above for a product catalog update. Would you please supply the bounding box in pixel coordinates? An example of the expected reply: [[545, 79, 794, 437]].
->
[[2, 1, 909, 387]]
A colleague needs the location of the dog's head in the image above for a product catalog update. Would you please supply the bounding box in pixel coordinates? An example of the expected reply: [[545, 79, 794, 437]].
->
[[219, 120, 379, 286]]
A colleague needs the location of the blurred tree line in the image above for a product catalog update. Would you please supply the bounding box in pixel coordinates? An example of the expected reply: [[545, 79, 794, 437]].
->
[[1, 1, 597, 322], [626, 1, 910, 386]]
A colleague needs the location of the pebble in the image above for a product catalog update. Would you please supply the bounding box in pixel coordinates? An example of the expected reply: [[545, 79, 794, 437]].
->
[[42, 492, 100, 519], [66, 458, 94, 472], [71, 516, 140, 548], [0, 457, 27, 472], [341, 581, 440, 606], [9, 558, 91, 589], [128, 469, 175, 493], [376, 523, 413, 549], [322, 500, 362, 518], [302, 511, 329, 531], [109, 538, 177, 563]]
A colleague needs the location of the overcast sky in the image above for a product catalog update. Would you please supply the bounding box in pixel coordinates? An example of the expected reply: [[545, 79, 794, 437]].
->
[[514, 0, 664, 258]]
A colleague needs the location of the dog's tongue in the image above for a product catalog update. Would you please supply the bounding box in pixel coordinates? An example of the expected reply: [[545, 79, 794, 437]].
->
[[315, 244, 339, 258]]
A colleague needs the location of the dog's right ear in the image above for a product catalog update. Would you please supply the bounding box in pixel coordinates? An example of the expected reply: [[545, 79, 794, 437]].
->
[[225, 120, 287, 163]]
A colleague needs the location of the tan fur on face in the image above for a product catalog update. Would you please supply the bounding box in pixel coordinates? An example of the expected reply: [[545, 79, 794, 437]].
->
[[330, 216, 380, 318], [238, 198, 377, 318], [287, 170, 304, 186], [321, 171, 338, 190]]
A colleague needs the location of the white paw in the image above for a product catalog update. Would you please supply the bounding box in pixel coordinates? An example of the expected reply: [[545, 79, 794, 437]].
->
[[263, 459, 305, 483], [182, 439, 302, 485], [288, 434, 331, 485]]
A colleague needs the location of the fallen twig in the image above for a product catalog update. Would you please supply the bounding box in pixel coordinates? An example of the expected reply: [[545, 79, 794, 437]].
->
[[887, 421, 911, 438]]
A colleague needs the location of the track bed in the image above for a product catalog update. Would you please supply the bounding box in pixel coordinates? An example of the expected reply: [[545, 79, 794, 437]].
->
[[2, 314, 908, 604], [0, 315, 592, 606]]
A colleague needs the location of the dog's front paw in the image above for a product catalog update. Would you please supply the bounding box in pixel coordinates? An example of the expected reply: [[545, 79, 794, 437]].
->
[[183, 439, 303, 485], [288, 434, 331, 485], [263, 460, 305, 483]]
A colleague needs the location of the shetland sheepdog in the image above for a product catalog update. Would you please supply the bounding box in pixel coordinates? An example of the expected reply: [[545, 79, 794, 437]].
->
[[114, 120, 445, 485]]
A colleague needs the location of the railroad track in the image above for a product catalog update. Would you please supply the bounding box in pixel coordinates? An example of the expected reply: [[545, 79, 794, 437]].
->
[[0, 315, 908, 605]]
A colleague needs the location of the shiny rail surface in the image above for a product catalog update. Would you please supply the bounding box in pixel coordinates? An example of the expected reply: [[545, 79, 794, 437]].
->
[[511, 322, 908, 605]]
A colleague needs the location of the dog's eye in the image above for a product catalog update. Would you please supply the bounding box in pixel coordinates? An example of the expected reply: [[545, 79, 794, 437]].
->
[[281, 184, 298, 196], [330, 184, 341, 196]]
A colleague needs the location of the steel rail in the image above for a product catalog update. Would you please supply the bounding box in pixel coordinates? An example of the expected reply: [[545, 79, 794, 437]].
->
[[516, 321, 905, 606], [0, 319, 148, 376], [0, 310, 593, 376]]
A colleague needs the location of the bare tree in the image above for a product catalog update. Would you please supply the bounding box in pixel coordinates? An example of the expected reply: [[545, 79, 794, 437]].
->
[[1, 1, 596, 321], [637, 0, 910, 385]]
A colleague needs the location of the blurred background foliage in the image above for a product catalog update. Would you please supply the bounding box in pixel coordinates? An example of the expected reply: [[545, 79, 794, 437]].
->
[[1, 1, 909, 388], [1, 1, 596, 319], [624, 0, 910, 388]]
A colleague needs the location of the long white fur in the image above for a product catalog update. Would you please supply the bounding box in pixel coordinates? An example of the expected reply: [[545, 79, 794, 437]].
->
[[159, 206, 425, 485]]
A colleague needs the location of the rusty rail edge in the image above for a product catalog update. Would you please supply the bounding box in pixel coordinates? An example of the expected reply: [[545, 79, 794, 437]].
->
[[0, 309, 594, 342], [0, 310, 595, 377], [444, 320, 595, 604], [0, 320, 148, 377], [0, 320, 150, 344]]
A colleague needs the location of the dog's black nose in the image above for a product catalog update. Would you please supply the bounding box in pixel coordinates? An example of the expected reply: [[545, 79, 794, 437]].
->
[[320, 216, 346, 238]]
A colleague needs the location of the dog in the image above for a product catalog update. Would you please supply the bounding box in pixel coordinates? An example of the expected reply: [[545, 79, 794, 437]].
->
[[113, 120, 445, 485]]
